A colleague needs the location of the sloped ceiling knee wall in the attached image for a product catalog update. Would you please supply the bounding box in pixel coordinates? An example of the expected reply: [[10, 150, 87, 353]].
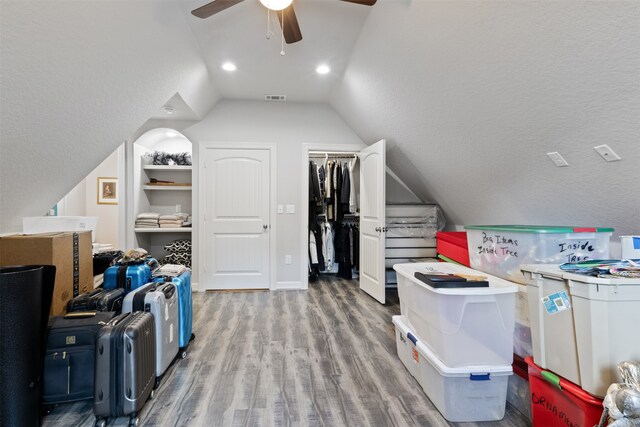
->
[[0, 1, 219, 233]]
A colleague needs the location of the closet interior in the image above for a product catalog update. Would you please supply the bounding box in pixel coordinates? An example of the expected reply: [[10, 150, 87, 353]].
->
[[308, 151, 360, 281]]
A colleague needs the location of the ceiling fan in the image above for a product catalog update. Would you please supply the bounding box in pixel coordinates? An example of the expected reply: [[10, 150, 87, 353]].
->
[[191, 0, 377, 44]]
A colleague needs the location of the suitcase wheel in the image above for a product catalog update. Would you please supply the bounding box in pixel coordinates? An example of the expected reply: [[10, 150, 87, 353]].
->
[[42, 404, 55, 416], [181, 349, 187, 359], [129, 415, 140, 427], [94, 418, 107, 427], [150, 389, 156, 400]]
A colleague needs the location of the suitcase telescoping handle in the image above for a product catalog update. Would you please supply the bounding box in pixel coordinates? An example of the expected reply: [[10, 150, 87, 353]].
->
[[161, 283, 176, 299], [108, 312, 130, 326]]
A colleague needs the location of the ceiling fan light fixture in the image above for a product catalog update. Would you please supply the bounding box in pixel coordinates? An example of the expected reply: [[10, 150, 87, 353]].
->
[[259, 0, 293, 11], [222, 62, 237, 71], [316, 65, 330, 75]]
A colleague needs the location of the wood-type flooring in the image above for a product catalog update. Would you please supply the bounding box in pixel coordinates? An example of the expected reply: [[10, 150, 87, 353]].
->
[[42, 275, 531, 427]]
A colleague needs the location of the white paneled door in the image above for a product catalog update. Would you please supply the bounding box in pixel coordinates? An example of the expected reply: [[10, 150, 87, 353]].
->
[[204, 148, 271, 290], [359, 140, 386, 304]]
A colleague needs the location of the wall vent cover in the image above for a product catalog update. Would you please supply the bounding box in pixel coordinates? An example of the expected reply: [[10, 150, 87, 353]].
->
[[265, 94, 286, 101]]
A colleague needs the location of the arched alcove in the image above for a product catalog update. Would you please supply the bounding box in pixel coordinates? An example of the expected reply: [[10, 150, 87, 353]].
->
[[131, 128, 194, 272]]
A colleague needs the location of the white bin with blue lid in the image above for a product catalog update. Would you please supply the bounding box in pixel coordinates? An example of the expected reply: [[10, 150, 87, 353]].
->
[[521, 263, 640, 397], [465, 225, 614, 284], [393, 262, 518, 367], [393, 315, 512, 422]]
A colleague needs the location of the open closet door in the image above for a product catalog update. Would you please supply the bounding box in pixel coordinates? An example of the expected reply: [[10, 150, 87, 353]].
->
[[359, 139, 386, 304]]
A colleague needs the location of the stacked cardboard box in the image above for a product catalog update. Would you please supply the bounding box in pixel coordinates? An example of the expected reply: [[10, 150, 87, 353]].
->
[[0, 231, 93, 315]]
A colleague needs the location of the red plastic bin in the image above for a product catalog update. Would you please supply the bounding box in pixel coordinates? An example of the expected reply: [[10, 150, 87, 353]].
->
[[525, 357, 604, 427], [436, 232, 470, 267]]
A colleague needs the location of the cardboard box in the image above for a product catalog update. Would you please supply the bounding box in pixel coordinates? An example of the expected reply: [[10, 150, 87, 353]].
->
[[0, 231, 93, 315]]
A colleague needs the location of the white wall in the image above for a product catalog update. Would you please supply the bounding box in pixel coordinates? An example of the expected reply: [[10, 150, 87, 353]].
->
[[184, 100, 365, 286], [85, 148, 122, 248], [331, 1, 640, 240], [0, 0, 219, 234]]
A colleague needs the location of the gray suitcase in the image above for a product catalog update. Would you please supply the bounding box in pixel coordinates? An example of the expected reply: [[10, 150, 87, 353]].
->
[[93, 312, 155, 427], [122, 282, 179, 388]]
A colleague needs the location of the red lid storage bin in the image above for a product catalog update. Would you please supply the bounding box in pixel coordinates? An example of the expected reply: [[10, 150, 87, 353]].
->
[[525, 357, 604, 427], [436, 232, 470, 267]]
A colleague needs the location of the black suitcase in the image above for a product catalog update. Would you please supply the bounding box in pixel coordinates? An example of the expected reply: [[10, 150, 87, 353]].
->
[[94, 311, 156, 427], [42, 311, 116, 405], [65, 288, 103, 312], [67, 288, 125, 313]]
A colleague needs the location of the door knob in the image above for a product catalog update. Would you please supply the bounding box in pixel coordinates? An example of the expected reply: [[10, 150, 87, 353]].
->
[[375, 227, 381, 232], [263, 224, 268, 230]]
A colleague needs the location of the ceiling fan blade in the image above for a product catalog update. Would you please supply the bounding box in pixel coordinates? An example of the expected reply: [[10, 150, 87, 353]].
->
[[277, 4, 303, 44], [191, 0, 245, 19], [340, 0, 377, 5]]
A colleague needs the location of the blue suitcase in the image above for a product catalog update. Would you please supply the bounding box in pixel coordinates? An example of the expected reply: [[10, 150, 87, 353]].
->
[[153, 271, 193, 358], [103, 263, 151, 293]]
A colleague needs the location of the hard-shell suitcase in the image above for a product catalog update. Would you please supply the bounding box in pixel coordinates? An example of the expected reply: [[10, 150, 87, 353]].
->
[[103, 263, 151, 293], [172, 271, 194, 356], [122, 282, 179, 387], [94, 312, 155, 427], [67, 288, 125, 313], [43, 311, 116, 405], [153, 270, 194, 358]]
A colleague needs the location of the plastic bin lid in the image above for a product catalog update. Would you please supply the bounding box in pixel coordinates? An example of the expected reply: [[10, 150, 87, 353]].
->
[[463, 225, 614, 233], [524, 357, 602, 404], [393, 316, 513, 377]]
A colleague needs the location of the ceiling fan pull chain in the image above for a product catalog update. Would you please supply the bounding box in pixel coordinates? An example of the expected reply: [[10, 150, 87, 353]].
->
[[280, 9, 285, 56], [266, 8, 272, 39]]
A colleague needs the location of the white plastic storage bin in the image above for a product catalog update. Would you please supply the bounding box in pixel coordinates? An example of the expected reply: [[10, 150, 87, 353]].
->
[[393, 316, 512, 422], [393, 262, 518, 366], [465, 225, 613, 284], [521, 264, 640, 397], [620, 236, 640, 259], [23, 216, 99, 242]]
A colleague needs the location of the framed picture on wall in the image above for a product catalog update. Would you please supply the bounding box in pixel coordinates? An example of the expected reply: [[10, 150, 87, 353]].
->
[[97, 177, 118, 205]]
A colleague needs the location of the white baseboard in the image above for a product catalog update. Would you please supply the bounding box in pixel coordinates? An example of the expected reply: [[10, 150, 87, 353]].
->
[[274, 281, 303, 290]]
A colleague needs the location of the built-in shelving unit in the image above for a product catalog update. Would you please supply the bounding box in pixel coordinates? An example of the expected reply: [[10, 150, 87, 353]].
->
[[131, 136, 193, 265], [134, 227, 192, 233]]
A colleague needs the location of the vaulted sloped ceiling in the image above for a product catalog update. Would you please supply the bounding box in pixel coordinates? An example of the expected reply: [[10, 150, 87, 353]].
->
[[2, 0, 638, 241], [0, 1, 219, 233], [331, 1, 640, 237]]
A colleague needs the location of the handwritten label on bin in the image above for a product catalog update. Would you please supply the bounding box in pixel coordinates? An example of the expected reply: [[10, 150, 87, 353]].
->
[[475, 232, 597, 263], [542, 291, 571, 315]]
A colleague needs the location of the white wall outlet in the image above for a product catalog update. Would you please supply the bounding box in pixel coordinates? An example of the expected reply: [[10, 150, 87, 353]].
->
[[286, 204, 295, 214], [593, 144, 621, 162], [285, 254, 292, 264], [546, 152, 569, 167], [176, 204, 181, 213], [277, 204, 284, 214]]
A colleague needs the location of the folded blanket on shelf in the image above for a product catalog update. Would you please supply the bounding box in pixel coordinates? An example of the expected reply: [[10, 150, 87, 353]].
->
[[160, 223, 182, 228], [135, 224, 160, 228], [137, 212, 160, 220], [159, 214, 181, 221]]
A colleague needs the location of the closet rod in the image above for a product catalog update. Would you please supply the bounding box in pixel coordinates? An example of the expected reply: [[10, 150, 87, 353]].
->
[[308, 151, 358, 156]]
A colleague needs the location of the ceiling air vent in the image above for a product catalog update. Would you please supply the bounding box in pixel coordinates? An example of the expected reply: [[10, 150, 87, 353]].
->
[[265, 94, 286, 101]]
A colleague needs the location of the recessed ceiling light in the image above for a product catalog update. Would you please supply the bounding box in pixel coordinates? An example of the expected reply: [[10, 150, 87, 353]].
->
[[162, 105, 175, 114], [316, 65, 330, 75], [222, 62, 237, 72], [165, 131, 177, 138]]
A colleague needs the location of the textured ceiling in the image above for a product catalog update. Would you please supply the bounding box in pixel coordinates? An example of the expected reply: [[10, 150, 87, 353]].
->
[[1, 0, 639, 244], [179, 0, 373, 102], [331, 0, 640, 237]]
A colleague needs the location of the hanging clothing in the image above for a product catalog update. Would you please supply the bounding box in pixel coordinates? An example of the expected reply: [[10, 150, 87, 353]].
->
[[309, 161, 321, 202], [335, 223, 352, 280], [348, 157, 358, 214], [334, 162, 343, 223], [340, 162, 350, 217], [322, 222, 335, 271]]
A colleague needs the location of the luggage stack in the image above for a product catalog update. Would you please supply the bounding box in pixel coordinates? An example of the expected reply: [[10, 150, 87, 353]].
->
[[43, 255, 194, 427], [392, 262, 519, 422]]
